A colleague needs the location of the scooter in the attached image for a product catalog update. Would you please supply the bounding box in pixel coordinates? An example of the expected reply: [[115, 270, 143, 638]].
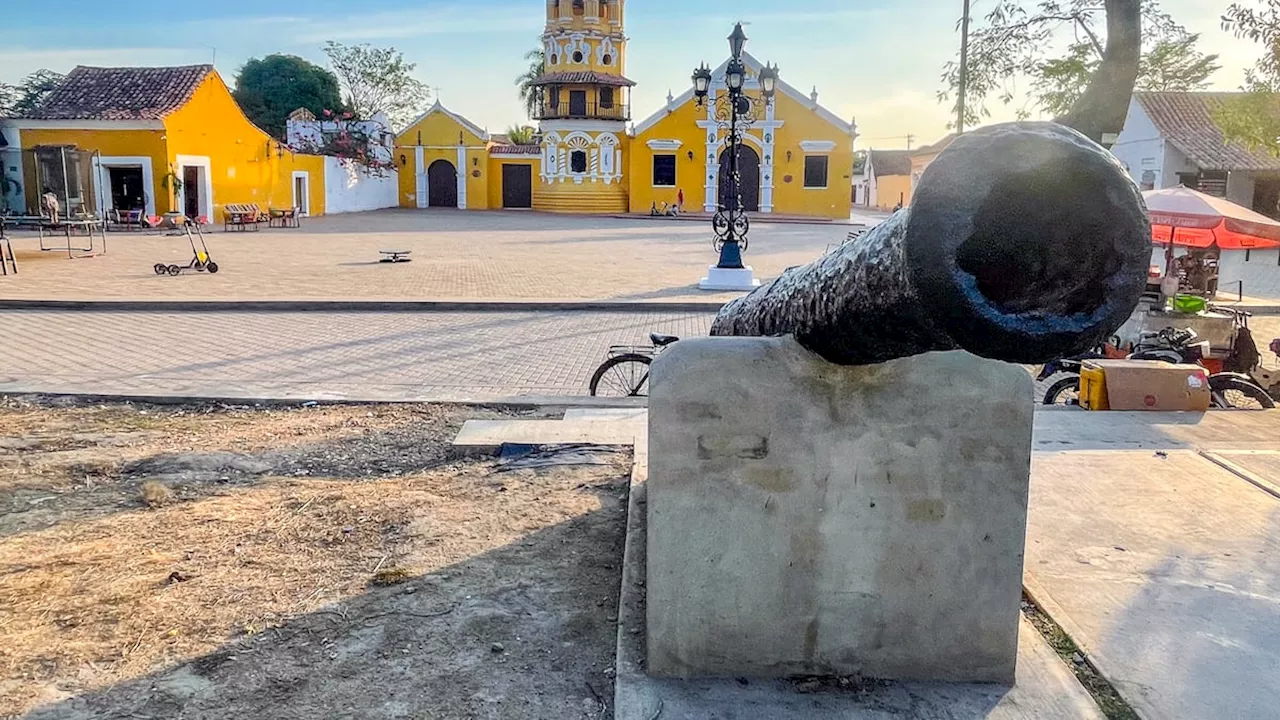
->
[[153, 221, 218, 276]]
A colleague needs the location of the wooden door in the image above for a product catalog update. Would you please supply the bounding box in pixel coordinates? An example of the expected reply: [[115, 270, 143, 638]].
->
[[427, 160, 458, 208], [502, 164, 533, 208], [718, 145, 760, 212], [568, 90, 588, 117], [182, 166, 200, 218]]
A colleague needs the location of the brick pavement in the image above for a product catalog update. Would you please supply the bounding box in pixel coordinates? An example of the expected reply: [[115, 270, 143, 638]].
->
[[0, 210, 844, 303], [0, 309, 714, 402]]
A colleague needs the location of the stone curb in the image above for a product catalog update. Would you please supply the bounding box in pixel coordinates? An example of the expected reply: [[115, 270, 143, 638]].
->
[[0, 389, 650, 409], [0, 299, 728, 313], [609, 214, 858, 227]]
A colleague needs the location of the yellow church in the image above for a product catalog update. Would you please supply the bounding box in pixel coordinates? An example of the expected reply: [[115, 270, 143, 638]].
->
[[396, 0, 857, 219]]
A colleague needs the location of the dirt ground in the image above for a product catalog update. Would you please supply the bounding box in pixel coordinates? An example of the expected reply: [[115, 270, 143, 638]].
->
[[0, 397, 631, 719]]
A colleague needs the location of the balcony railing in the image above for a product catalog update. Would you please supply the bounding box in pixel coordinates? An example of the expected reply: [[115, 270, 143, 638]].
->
[[535, 101, 630, 121]]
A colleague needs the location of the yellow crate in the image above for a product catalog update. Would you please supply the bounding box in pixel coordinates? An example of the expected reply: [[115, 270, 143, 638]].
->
[[1079, 363, 1109, 410]]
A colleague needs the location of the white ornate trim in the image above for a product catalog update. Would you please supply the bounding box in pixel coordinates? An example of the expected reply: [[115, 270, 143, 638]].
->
[[414, 147, 426, 207], [646, 139, 683, 151], [633, 51, 855, 137], [291, 170, 311, 215], [799, 140, 837, 152], [456, 146, 468, 209], [398, 101, 488, 143], [6, 119, 164, 131], [90, 155, 156, 217], [174, 154, 214, 219], [540, 130, 624, 185]]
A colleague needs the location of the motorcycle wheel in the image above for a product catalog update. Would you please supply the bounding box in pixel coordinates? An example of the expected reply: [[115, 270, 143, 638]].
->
[[1209, 376, 1276, 410], [1043, 376, 1081, 406]]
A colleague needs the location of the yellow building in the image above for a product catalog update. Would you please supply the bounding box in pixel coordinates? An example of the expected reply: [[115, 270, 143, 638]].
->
[[856, 149, 912, 211], [0, 65, 325, 222], [396, 0, 858, 219], [908, 133, 957, 206]]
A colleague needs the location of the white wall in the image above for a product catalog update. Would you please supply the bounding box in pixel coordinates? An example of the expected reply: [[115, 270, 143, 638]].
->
[[1227, 172, 1257, 210], [0, 124, 23, 213], [1162, 144, 1200, 188], [1219, 247, 1280, 300], [323, 158, 399, 214], [1111, 97, 1166, 189]]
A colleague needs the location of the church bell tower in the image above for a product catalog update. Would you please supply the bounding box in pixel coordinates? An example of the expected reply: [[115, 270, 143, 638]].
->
[[532, 0, 633, 213]]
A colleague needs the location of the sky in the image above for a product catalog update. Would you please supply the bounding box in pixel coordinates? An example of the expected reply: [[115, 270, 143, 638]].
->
[[0, 0, 1262, 149]]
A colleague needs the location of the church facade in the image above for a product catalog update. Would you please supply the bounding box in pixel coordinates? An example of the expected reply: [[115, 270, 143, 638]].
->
[[395, 0, 857, 219]]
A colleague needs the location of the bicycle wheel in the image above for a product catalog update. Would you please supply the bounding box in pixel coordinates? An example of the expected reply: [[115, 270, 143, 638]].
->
[[1042, 376, 1081, 406], [1209, 375, 1276, 410], [589, 354, 653, 397]]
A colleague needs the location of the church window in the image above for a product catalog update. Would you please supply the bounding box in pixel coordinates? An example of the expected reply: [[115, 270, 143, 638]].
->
[[572, 50, 584, 63], [599, 87, 614, 108], [804, 156, 829, 188], [572, 0, 584, 15], [602, 53, 612, 65], [652, 155, 676, 187], [550, 54, 558, 65], [570, 150, 588, 173]]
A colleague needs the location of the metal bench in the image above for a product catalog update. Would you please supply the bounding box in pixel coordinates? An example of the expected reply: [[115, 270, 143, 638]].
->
[[224, 204, 264, 232], [379, 249, 412, 263]]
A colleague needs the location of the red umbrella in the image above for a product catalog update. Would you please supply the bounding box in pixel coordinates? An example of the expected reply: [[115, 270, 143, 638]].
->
[[1143, 186, 1280, 250]]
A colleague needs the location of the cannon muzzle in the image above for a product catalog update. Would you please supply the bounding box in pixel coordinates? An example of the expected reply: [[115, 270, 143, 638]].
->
[[710, 122, 1151, 365]]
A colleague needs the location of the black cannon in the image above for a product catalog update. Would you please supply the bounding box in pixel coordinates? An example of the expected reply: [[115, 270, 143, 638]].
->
[[710, 122, 1151, 366]]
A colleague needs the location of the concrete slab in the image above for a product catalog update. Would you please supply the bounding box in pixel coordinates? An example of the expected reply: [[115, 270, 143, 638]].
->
[[616, 480, 1104, 720], [1032, 408, 1280, 451], [562, 408, 649, 421], [646, 342, 1032, 682], [452, 418, 645, 453], [1199, 450, 1280, 499], [1026, 449, 1280, 720]]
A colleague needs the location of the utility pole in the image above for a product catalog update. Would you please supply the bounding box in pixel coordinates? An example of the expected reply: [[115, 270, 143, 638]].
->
[[956, 0, 972, 135]]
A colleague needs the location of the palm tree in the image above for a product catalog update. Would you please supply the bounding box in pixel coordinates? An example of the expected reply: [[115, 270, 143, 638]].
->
[[506, 125, 536, 145], [515, 49, 546, 120]]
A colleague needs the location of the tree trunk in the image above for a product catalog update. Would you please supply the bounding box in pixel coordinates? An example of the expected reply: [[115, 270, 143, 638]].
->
[[1056, 0, 1141, 142]]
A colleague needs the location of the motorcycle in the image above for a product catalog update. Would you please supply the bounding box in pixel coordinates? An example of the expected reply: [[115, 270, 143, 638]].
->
[[1040, 327, 1274, 409]]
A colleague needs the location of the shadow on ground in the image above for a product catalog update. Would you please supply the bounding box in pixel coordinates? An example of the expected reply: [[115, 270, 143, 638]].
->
[[18, 484, 628, 720]]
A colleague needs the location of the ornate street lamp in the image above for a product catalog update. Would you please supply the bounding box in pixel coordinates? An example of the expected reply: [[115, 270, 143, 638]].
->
[[692, 23, 779, 288]]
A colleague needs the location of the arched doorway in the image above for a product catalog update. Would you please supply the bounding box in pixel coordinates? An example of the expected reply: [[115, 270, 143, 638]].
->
[[427, 159, 458, 208], [718, 144, 760, 212]]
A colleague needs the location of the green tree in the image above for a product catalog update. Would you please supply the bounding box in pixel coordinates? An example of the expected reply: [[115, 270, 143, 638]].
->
[[516, 49, 546, 120], [232, 54, 344, 139], [940, 0, 1215, 132], [0, 69, 66, 116], [1216, 2, 1280, 155], [506, 125, 536, 144], [322, 41, 429, 129]]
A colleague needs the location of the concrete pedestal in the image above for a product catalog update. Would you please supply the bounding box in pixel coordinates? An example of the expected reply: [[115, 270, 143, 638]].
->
[[698, 265, 760, 291], [646, 337, 1033, 683]]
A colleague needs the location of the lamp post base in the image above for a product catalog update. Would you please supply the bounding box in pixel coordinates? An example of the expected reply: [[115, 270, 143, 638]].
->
[[699, 265, 760, 291]]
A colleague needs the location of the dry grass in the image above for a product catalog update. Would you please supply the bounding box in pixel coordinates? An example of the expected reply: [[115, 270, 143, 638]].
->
[[139, 480, 175, 507], [1, 397, 624, 718], [0, 462, 622, 716]]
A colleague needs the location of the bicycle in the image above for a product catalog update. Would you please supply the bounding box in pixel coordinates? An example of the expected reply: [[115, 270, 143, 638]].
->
[[588, 333, 680, 397]]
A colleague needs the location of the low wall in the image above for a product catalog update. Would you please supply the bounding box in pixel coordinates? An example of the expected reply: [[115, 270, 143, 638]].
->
[[323, 158, 398, 214], [646, 337, 1032, 683]]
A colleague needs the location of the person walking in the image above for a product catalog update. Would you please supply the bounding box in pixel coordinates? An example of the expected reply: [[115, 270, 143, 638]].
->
[[677, 187, 685, 214]]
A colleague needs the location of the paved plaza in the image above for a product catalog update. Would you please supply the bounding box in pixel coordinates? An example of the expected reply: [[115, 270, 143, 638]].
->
[[0, 210, 854, 303], [0, 308, 713, 402]]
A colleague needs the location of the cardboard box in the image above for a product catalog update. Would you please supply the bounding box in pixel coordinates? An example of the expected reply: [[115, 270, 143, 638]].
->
[[1082, 359, 1210, 412]]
